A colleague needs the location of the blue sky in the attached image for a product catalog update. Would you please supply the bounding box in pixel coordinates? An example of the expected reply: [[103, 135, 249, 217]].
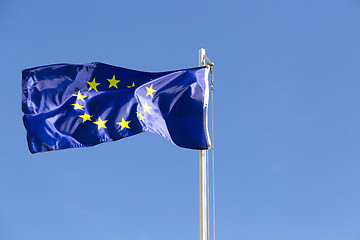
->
[[1, 0, 360, 239]]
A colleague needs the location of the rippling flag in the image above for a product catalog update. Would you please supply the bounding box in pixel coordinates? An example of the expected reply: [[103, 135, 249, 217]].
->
[[22, 62, 210, 153]]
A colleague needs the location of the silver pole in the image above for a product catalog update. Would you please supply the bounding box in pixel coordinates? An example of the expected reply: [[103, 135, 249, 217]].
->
[[199, 48, 207, 240]]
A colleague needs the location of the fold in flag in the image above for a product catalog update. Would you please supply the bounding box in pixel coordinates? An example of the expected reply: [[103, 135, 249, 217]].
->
[[22, 62, 210, 153]]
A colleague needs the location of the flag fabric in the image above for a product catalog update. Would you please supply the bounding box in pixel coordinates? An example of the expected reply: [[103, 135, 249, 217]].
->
[[22, 62, 210, 153]]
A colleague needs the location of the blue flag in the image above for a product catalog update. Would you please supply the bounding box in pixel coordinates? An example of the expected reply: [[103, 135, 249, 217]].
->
[[22, 62, 210, 153]]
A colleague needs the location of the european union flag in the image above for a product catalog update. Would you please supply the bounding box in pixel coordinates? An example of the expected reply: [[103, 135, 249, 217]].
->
[[22, 62, 210, 153]]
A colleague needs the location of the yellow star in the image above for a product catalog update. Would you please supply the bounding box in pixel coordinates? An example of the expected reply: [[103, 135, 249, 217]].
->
[[79, 113, 92, 123], [107, 75, 120, 89], [145, 84, 156, 98], [88, 78, 100, 92], [93, 117, 108, 130], [116, 117, 131, 130], [127, 82, 135, 88], [142, 102, 152, 114], [73, 91, 87, 102], [136, 111, 145, 122], [72, 102, 84, 110]]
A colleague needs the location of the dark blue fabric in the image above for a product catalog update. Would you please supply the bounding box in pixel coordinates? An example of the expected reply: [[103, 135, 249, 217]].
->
[[22, 62, 210, 153]]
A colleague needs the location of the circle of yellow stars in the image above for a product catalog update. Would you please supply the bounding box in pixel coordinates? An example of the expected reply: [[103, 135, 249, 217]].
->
[[70, 75, 157, 131]]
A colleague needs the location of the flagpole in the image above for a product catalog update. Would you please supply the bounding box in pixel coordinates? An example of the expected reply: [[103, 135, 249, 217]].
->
[[199, 48, 207, 240]]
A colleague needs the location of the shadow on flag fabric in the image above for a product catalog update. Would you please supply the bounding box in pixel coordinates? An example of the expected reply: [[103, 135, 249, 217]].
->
[[22, 62, 211, 153]]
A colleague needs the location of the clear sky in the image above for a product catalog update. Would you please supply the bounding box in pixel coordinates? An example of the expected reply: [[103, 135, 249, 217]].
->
[[1, 0, 360, 239]]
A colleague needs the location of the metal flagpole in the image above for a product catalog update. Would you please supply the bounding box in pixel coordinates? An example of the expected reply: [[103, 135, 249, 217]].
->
[[199, 48, 207, 240]]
